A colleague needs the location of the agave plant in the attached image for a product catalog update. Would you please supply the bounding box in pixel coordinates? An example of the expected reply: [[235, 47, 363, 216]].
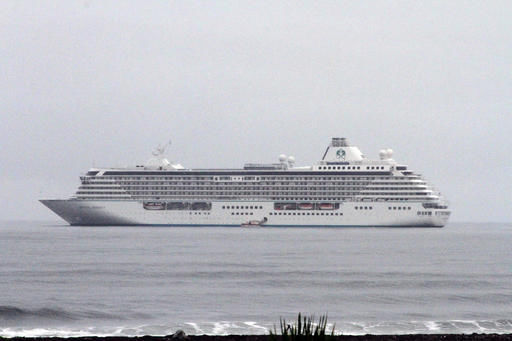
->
[[270, 313, 336, 341]]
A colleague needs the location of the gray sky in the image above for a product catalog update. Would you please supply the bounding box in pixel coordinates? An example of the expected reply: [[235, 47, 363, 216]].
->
[[1, 1, 511, 223]]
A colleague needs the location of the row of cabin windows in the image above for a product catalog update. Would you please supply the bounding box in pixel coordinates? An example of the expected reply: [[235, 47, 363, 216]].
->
[[115, 183, 373, 188], [109, 179, 380, 185], [418, 211, 433, 216], [125, 189, 367, 194], [363, 192, 428, 195], [76, 192, 127, 195], [117, 188, 427, 195], [269, 212, 343, 216], [125, 189, 369, 194], [80, 184, 426, 192], [355, 206, 373, 210], [231, 212, 254, 216], [319, 166, 361, 170], [122, 191, 427, 197], [106, 175, 414, 182], [318, 166, 386, 171], [223, 205, 263, 210], [388, 206, 412, 210], [122, 185, 370, 190], [116, 194, 423, 202], [103, 179, 422, 187], [102, 174, 422, 182]]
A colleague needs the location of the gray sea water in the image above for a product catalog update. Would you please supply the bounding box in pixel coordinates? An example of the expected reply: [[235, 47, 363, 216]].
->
[[0, 221, 511, 337]]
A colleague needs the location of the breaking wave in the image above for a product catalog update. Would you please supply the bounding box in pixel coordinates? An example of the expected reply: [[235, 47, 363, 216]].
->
[[1, 320, 512, 337]]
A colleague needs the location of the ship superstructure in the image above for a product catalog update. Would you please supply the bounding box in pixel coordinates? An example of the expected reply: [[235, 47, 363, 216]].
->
[[41, 138, 451, 227]]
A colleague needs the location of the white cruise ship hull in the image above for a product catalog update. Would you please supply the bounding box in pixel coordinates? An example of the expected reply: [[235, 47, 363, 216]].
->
[[40, 200, 450, 227]]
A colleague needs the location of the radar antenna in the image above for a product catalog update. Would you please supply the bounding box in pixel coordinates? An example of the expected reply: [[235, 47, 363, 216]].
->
[[152, 139, 172, 157]]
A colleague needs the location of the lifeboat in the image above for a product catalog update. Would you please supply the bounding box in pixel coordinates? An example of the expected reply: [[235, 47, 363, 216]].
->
[[298, 203, 313, 210], [143, 202, 165, 210], [319, 203, 334, 210]]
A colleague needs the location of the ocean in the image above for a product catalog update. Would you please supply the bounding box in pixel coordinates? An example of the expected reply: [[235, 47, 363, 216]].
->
[[0, 221, 511, 337]]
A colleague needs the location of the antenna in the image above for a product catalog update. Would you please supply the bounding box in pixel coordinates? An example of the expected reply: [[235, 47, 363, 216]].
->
[[152, 139, 172, 157]]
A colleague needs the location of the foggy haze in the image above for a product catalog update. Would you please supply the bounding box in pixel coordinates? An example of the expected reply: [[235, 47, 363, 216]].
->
[[1, 1, 511, 222]]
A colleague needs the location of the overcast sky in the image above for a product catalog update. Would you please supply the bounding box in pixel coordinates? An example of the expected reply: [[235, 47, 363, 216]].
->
[[1, 1, 511, 223]]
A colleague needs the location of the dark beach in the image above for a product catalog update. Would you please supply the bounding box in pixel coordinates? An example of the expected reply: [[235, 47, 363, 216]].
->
[[3, 334, 512, 341]]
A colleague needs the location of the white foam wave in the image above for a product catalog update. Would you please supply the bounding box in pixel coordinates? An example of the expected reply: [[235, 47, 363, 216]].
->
[[184, 322, 204, 334], [0, 327, 112, 338], [1, 319, 512, 337], [424, 321, 440, 331], [244, 321, 271, 332]]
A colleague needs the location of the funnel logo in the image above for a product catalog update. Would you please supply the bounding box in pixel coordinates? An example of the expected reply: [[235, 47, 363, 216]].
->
[[336, 149, 346, 160]]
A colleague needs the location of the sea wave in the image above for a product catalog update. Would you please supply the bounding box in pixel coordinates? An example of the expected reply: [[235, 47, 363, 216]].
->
[[0, 306, 120, 322], [1, 320, 512, 337]]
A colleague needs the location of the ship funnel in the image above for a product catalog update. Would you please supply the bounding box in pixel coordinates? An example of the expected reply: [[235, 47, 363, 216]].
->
[[321, 137, 364, 162]]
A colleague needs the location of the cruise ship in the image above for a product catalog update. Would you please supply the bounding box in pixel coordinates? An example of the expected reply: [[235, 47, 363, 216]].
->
[[41, 138, 451, 227]]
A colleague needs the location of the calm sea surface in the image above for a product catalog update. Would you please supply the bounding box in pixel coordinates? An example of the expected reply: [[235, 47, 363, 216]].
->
[[0, 221, 511, 336]]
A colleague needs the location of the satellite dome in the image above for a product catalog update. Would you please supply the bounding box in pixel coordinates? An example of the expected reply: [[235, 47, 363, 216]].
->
[[379, 149, 386, 160], [279, 154, 287, 162], [288, 156, 295, 163], [386, 149, 393, 158]]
